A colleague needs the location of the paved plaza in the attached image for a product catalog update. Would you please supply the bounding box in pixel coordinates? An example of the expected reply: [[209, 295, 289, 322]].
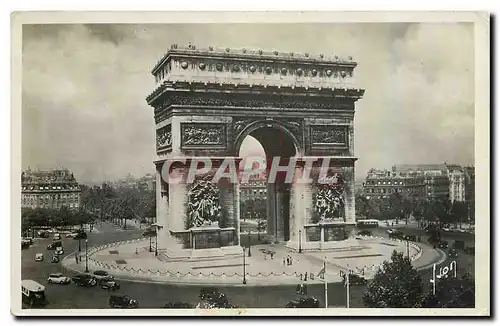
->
[[62, 236, 443, 286]]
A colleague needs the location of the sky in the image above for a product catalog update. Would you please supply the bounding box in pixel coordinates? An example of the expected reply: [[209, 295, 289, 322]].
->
[[21, 23, 475, 184]]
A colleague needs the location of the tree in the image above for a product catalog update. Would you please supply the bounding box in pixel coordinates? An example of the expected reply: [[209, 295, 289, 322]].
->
[[363, 251, 424, 308], [422, 273, 475, 308], [355, 194, 371, 218], [450, 201, 468, 227]]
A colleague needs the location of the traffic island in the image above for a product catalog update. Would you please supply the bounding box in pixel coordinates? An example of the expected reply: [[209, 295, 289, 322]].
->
[[61, 236, 432, 286]]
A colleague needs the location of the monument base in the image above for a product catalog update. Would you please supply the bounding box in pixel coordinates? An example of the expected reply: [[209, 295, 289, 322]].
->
[[161, 245, 243, 262], [286, 222, 359, 252], [160, 225, 242, 262]]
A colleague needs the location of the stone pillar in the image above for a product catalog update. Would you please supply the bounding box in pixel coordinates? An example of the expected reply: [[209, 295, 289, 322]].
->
[[266, 183, 277, 242], [155, 164, 170, 251], [167, 165, 188, 251], [343, 165, 356, 224]]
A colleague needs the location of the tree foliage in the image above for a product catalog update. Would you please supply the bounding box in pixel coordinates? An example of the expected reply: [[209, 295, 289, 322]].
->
[[363, 251, 424, 308]]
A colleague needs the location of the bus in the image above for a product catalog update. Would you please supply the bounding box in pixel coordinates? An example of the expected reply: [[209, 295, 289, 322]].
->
[[21, 280, 47, 308], [356, 219, 380, 229]]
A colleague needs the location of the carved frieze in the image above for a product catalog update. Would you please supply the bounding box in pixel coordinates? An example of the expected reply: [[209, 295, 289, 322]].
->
[[181, 123, 226, 148], [310, 125, 348, 147], [158, 94, 353, 111], [156, 124, 172, 150]]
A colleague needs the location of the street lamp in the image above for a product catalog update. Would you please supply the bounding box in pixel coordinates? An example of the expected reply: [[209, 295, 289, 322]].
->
[[242, 246, 247, 284], [247, 231, 251, 257], [84, 239, 89, 273], [298, 229, 302, 253], [155, 230, 158, 257]]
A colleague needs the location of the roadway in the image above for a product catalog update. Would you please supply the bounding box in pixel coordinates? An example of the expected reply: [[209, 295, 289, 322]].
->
[[21, 222, 474, 309]]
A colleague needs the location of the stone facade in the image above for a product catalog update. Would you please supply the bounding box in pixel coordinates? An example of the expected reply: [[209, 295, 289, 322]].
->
[[21, 168, 81, 210], [147, 44, 365, 257]]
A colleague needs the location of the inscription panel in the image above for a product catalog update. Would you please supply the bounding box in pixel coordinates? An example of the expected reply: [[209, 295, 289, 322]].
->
[[310, 125, 348, 148], [181, 123, 227, 149], [156, 124, 172, 152]]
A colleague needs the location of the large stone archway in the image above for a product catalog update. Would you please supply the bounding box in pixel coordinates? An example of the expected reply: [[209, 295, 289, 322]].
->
[[146, 44, 365, 259]]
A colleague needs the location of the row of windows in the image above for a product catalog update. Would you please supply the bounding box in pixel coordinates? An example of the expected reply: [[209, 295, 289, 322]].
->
[[23, 203, 80, 209], [365, 188, 423, 194], [22, 194, 80, 200]]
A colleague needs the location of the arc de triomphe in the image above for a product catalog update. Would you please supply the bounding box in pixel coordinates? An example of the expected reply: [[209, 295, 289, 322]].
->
[[146, 44, 365, 260]]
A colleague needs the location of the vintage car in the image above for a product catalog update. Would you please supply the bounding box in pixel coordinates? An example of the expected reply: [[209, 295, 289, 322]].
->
[[47, 273, 70, 284], [286, 297, 320, 308], [46, 241, 62, 250], [100, 279, 120, 291], [93, 270, 112, 281], [357, 230, 373, 237], [22, 280, 47, 308], [55, 247, 64, 255], [53, 233, 61, 240], [51, 255, 60, 263], [438, 241, 449, 249], [34, 253, 44, 262], [343, 273, 368, 286], [109, 295, 139, 308], [448, 248, 458, 258], [71, 274, 97, 287]]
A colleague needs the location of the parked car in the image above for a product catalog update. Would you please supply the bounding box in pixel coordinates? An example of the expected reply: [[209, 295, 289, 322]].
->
[[34, 253, 44, 262], [46, 241, 62, 250], [358, 230, 373, 236], [389, 231, 405, 240], [100, 279, 120, 291], [438, 241, 449, 249], [51, 255, 60, 263], [66, 232, 80, 238], [55, 247, 64, 255], [71, 274, 97, 287], [286, 297, 320, 308], [93, 270, 111, 281], [109, 295, 139, 308], [22, 237, 34, 245], [53, 233, 61, 240], [343, 273, 367, 286], [21, 240, 31, 249], [386, 229, 396, 234], [47, 273, 70, 284], [37, 231, 49, 238], [448, 248, 458, 258]]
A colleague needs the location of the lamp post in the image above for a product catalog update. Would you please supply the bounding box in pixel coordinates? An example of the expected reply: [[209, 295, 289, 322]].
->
[[84, 239, 89, 273], [298, 229, 302, 253], [247, 231, 251, 257], [242, 246, 247, 284], [155, 230, 158, 257], [149, 234, 152, 252]]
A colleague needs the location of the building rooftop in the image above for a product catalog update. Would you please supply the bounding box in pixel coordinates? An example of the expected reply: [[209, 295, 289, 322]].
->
[[21, 168, 78, 185]]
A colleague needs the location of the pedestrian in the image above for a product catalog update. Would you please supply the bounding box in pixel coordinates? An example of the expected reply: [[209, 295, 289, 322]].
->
[[304, 272, 308, 281], [282, 257, 286, 266], [135, 247, 138, 255], [299, 273, 303, 281], [290, 256, 293, 266], [286, 256, 290, 266], [270, 252, 274, 260], [75, 255, 79, 264], [303, 283, 308, 296]]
